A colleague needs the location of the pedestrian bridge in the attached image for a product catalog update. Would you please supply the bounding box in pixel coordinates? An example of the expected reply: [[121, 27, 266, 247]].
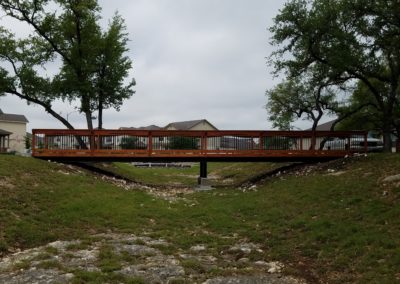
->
[[31, 129, 369, 162]]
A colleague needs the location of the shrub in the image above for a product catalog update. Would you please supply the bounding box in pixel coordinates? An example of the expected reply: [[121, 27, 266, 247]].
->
[[264, 136, 292, 150], [168, 136, 199, 150], [120, 137, 146, 149]]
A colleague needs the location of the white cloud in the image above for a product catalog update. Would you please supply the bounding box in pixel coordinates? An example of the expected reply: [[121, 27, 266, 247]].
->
[[0, 0, 287, 132]]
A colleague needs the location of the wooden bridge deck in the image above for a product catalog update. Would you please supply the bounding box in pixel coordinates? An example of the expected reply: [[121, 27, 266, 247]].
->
[[32, 129, 369, 162]]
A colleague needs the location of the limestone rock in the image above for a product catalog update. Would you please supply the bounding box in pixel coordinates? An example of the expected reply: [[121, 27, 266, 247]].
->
[[382, 174, 400, 183]]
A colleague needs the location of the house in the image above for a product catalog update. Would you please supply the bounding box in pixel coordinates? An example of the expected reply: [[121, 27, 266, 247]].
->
[[115, 119, 221, 150], [305, 120, 336, 131], [0, 129, 12, 153], [164, 119, 218, 131], [164, 119, 220, 150], [299, 120, 335, 150], [113, 125, 163, 150], [0, 109, 29, 153], [119, 125, 163, 131]]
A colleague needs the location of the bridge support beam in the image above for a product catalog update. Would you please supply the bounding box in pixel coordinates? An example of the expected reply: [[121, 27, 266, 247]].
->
[[197, 160, 211, 190], [200, 160, 208, 179]]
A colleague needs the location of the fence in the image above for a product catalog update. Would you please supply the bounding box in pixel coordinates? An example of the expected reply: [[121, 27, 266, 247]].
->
[[31, 129, 369, 160]]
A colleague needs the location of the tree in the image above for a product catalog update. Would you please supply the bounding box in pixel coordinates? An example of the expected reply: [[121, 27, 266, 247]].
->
[[94, 14, 135, 129], [0, 0, 135, 130], [266, 72, 338, 131], [25, 135, 31, 149], [266, 74, 340, 149], [336, 81, 400, 139], [269, 0, 400, 151]]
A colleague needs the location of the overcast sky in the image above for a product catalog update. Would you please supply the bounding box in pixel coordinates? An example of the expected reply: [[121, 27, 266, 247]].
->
[[0, 0, 293, 131]]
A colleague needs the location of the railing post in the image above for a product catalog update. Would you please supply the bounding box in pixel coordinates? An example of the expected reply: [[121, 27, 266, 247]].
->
[[200, 132, 208, 156], [364, 132, 368, 153], [148, 131, 153, 156], [32, 130, 36, 155], [90, 131, 95, 154], [97, 132, 101, 150], [346, 136, 351, 152], [300, 134, 303, 151], [44, 134, 48, 150]]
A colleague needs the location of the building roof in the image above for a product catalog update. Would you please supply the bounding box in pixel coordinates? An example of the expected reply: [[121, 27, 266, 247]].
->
[[164, 119, 218, 130], [119, 125, 162, 131], [0, 109, 29, 123], [306, 119, 336, 131], [0, 129, 12, 135]]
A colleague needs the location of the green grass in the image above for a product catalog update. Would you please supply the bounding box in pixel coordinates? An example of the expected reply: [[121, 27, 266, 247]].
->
[[97, 245, 123, 272], [106, 162, 282, 187], [71, 270, 145, 284], [1, 154, 400, 282]]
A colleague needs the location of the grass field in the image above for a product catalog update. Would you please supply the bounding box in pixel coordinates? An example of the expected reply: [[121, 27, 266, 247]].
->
[[0, 154, 399, 282], [101, 161, 285, 187]]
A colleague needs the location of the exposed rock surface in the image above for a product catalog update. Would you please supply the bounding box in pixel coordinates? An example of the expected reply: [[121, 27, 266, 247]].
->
[[0, 233, 306, 284], [382, 174, 400, 183], [204, 275, 304, 284]]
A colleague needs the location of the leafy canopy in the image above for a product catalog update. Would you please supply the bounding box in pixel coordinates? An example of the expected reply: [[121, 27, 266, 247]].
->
[[0, 0, 135, 129], [269, 0, 400, 150]]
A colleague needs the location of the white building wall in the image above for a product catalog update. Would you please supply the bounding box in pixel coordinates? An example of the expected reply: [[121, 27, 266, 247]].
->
[[0, 121, 27, 153]]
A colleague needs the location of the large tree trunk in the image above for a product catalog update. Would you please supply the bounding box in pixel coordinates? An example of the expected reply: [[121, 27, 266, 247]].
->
[[382, 120, 393, 152], [310, 111, 322, 150], [9, 89, 89, 149], [98, 99, 103, 130], [9, 90, 75, 129], [85, 111, 93, 130]]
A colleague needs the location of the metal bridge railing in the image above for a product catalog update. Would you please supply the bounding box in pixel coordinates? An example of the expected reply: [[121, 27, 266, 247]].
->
[[31, 129, 369, 160]]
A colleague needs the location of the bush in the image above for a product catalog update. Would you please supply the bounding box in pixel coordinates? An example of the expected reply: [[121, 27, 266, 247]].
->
[[264, 136, 292, 150], [168, 136, 199, 150], [120, 137, 146, 149]]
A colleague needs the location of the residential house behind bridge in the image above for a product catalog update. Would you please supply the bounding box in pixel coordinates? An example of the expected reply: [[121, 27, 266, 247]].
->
[[0, 109, 29, 153]]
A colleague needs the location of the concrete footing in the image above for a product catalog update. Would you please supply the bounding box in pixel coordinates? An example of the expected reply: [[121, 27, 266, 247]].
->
[[195, 177, 213, 191]]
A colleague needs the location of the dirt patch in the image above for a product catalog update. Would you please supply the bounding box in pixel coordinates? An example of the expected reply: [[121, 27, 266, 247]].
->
[[0, 177, 15, 189]]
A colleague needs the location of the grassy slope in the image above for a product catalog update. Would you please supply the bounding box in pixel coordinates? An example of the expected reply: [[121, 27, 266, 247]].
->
[[0, 154, 399, 283], [107, 162, 284, 187]]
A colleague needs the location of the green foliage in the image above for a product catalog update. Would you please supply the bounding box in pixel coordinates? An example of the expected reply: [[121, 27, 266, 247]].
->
[[269, 0, 400, 150], [119, 137, 146, 150], [97, 245, 122, 272], [0, 0, 135, 130], [72, 270, 145, 284], [106, 162, 281, 187], [1, 154, 400, 282], [264, 136, 292, 150], [24, 135, 31, 149], [180, 259, 206, 273], [168, 136, 199, 150], [266, 76, 337, 130], [0, 239, 8, 254], [335, 80, 399, 136], [95, 13, 135, 129]]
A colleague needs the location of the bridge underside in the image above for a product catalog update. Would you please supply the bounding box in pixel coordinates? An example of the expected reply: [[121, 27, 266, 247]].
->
[[35, 152, 346, 163]]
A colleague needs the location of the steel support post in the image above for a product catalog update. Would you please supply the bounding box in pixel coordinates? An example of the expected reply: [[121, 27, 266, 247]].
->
[[200, 160, 208, 178]]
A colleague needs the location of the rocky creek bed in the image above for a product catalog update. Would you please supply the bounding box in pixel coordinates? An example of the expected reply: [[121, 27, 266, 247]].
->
[[0, 233, 306, 284]]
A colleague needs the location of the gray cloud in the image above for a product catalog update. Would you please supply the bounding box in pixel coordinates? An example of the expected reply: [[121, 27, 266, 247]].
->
[[0, 0, 288, 132]]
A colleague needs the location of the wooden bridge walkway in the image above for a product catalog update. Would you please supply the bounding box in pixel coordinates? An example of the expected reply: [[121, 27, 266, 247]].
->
[[32, 129, 369, 162]]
